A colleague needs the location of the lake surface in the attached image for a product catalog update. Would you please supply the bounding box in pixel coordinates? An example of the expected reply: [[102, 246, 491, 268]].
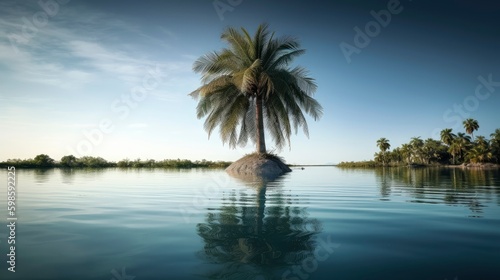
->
[[0, 167, 499, 280]]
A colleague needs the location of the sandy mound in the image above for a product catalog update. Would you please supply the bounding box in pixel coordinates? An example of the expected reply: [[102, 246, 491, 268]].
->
[[226, 153, 292, 179]]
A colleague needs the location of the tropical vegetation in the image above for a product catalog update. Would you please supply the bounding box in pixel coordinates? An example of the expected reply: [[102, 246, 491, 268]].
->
[[0, 155, 232, 169], [189, 23, 322, 154], [339, 119, 500, 167]]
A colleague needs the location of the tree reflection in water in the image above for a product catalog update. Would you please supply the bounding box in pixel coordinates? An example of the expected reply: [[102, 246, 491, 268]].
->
[[374, 167, 500, 217], [196, 175, 322, 279]]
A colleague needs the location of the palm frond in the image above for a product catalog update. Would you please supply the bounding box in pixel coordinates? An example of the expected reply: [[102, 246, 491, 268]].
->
[[190, 23, 322, 152]]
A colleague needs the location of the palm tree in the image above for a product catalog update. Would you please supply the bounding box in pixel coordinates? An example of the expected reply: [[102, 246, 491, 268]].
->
[[463, 118, 479, 140], [410, 137, 424, 163], [390, 147, 403, 164], [190, 23, 323, 154], [376, 138, 391, 165], [466, 145, 492, 163], [376, 138, 391, 153], [440, 128, 456, 146], [491, 129, 500, 163], [448, 142, 461, 164], [422, 138, 444, 164], [453, 133, 472, 163], [491, 129, 500, 141], [474, 135, 488, 149], [400, 144, 412, 164], [456, 132, 472, 143], [465, 135, 492, 164]]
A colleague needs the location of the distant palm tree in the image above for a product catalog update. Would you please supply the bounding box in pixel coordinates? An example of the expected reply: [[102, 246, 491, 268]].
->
[[410, 137, 424, 163], [376, 138, 391, 165], [463, 118, 479, 140], [376, 138, 391, 153], [490, 129, 500, 163], [390, 147, 403, 164], [465, 135, 492, 164], [466, 145, 492, 163], [400, 144, 412, 164], [440, 128, 456, 146], [190, 23, 323, 154], [491, 129, 500, 141], [422, 138, 443, 164], [453, 133, 472, 163], [474, 135, 488, 148], [448, 142, 461, 164], [456, 132, 472, 145]]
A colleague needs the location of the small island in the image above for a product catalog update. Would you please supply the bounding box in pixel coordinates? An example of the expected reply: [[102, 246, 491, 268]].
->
[[189, 23, 322, 178]]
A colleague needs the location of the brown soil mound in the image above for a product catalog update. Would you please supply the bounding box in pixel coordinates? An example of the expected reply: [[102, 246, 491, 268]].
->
[[225, 153, 292, 179]]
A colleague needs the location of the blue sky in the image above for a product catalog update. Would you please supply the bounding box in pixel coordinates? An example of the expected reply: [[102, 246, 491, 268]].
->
[[1, 0, 499, 164]]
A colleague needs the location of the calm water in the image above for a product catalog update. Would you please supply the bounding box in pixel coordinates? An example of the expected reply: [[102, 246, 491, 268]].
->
[[0, 167, 499, 280]]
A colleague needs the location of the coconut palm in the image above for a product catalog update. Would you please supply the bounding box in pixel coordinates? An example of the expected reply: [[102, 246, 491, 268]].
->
[[376, 138, 391, 165], [440, 128, 456, 146], [474, 135, 488, 149], [463, 118, 479, 140], [190, 23, 323, 154], [448, 142, 461, 165], [491, 129, 500, 141], [400, 144, 412, 164], [390, 147, 403, 164], [465, 135, 492, 164], [452, 133, 472, 163], [376, 138, 391, 153], [491, 129, 500, 163], [456, 132, 472, 148], [422, 138, 444, 164], [410, 137, 424, 163], [466, 145, 492, 163]]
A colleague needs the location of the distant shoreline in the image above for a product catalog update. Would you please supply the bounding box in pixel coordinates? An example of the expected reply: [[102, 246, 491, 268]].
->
[[2, 154, 498, 170], [336, 161, 500, 169], [0, 154, 345, 170], [1, 163, 338, 170], [0, 155, 232, 169]]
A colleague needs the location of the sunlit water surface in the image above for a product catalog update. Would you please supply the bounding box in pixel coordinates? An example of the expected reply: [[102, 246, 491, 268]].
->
[[0, 167, 499, 280]]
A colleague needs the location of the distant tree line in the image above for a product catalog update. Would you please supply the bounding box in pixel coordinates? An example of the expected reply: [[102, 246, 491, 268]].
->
[[0, 155, 232, 169], [339, 119, 500, 167]]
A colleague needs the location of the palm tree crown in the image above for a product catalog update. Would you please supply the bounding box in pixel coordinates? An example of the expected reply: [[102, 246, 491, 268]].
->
[[376, 138, 391, 153], [440, 128, 456, 146], [190, 23, 323, 153], [491, 129, 500, 142], [463, 118, 479, 140]]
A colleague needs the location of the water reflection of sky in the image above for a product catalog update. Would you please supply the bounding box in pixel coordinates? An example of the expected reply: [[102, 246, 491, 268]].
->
[[0, 167, 498, 279]]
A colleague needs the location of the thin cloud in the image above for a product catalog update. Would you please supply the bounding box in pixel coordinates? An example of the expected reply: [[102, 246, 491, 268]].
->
[[0, 1, 190, 91]]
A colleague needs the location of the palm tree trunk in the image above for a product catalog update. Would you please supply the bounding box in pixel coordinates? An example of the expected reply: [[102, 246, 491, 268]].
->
[[255, 95, 266, 154]]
